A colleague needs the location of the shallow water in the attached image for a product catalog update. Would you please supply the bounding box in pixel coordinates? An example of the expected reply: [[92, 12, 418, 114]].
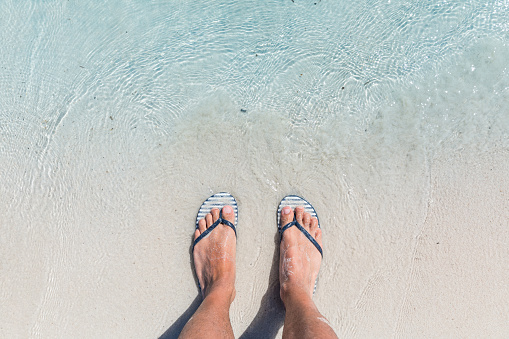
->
[[1, 0, 508, 337]]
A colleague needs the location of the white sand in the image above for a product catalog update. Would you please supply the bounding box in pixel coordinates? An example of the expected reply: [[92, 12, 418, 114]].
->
[[2, 137, 508, 338], [338, 147, 509, 338]]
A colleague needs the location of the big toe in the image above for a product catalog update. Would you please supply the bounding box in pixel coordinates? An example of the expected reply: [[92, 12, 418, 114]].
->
[[280, 206, 294, 227], [221, 205, 235, 225]]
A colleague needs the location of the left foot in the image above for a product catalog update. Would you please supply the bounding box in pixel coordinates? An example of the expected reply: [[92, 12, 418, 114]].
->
[[193, 206, 236, 302]]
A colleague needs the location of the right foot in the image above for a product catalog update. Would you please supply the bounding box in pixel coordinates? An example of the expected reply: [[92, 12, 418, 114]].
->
[[279, 206, 323, 301], [193, 206, 236, 302]]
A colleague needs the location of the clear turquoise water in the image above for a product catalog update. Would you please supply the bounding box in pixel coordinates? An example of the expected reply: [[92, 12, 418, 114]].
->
[[1, 1, 508, 337]]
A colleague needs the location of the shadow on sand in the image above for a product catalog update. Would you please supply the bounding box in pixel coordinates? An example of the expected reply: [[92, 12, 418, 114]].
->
[[239, 234, 285, 338], [158, 295, 201, 339], [159, 241, 202, 339]]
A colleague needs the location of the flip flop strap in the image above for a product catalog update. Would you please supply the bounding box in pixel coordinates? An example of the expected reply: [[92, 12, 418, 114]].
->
[[193, 212, 236, 249], [279, 219, 323, 257]]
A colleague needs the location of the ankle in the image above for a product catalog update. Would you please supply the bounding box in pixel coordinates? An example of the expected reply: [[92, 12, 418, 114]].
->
[[280, 282, 312, 306], [203, 281, 236, 303]]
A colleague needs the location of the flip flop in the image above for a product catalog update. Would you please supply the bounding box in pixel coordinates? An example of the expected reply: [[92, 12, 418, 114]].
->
[[193, 192, 238, 251], [277, 195, 322, 294], [193, 192, 238, 294]]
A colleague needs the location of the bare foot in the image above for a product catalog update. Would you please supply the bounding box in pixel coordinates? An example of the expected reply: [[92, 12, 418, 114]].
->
[[193, 206, 236, 302], [279, 206, 322, 301]]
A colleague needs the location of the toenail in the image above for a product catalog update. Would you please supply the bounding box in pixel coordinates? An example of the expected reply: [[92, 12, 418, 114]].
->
[[223, 205, 232, 214], [283, 206, 291, 215]]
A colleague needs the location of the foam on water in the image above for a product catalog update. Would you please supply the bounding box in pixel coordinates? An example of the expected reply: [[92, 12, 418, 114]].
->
[[0, 0, 508, 337]]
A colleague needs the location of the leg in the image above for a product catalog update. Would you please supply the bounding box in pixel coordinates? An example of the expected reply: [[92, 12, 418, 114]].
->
[[279, 206, 338, 339], [179, 206, 236, 339]]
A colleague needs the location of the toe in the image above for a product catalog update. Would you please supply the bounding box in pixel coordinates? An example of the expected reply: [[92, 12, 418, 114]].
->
[[280, 206, 294, 227], [198, 218, 207, 233], [294, 206, 305, 225], [309, 218, 320, 236], [205, 213, 213, 227], [315, 227, 322, 243], [310, 218, 321, 241], [303, 212, 311, 229], [211, 208, 220, 222], [221, 205, 235, 225], [194, 229, 201, 241]]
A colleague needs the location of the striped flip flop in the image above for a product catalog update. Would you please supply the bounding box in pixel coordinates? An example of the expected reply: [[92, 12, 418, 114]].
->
[[277, 195, 322, 294], [193, 192, 238, 251], [193, 192, 238, 294]]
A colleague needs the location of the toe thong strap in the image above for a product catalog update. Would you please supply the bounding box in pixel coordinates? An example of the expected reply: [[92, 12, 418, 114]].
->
[[279, 219, 323, 257], [193, 212, 237, 249]]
